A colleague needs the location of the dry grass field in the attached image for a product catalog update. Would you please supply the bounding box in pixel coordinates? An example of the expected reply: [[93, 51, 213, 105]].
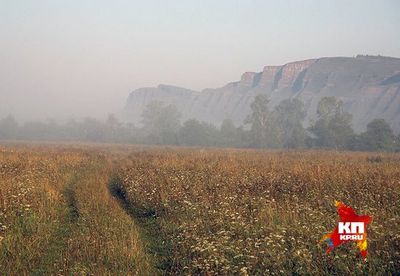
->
[[1, 144, 399, 275], [0, 144, 153, 275], [116, 149, 400, 275]]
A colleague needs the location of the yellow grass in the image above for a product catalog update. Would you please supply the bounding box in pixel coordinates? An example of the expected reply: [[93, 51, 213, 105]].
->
[[0, 145, 152, 275], [1, 144, 399, 275], [117, 149, 400, 275]]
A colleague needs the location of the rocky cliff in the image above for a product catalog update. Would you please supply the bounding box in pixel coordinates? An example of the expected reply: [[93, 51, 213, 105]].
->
[[124, 55, 400, 133]]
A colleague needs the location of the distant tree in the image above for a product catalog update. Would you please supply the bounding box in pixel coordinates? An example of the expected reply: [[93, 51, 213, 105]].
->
[[45, 119, 63, 140], [273, 98, 306, 148], [106, 114, 121, 129], [0, 115, 19, 139], [219, 119, 239, 147], [235, 126, 252, 148], [245, 95, 273, 148], [114, 122, 139, 144], [179, 119, 203, 146], [65, 119, 83, 141], [105, 114, 123, 142], [179, 119, 219, 147], [357, 119, 397, 151], [141, 101, 181, 145], [20, 119, 63, 141], [82, 117, 106, 142], [0, 114, 142, 144], [308, 97, 354, 149]]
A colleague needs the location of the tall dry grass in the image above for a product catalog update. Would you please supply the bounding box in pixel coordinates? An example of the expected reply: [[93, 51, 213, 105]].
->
[[1, 144, 399, 275], [118, 149, 400, 275], [0, 145, 152, 275]]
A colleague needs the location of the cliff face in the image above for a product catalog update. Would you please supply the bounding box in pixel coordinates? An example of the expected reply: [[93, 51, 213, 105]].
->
[[124, 55, 400, 133]]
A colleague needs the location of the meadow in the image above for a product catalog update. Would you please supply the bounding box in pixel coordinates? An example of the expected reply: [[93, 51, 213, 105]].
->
[[1, 144, 399, 275], [0, 144, 153, 275]]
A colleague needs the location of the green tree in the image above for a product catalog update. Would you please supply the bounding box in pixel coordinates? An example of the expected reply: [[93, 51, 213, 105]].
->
[[141, 101, 181, 145], [273, 98, 306, 148], [245, 94, 273, 148], [308, 97, 354, 149], [179, 119, 219, 146], [358, 118, 397, 151], [219, 119, 239, 147]]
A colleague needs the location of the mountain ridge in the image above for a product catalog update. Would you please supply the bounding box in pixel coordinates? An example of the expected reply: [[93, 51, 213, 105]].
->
[[124, 55, 400, 133]]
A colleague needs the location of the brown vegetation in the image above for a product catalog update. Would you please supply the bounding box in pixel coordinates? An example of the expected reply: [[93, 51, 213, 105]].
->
[[118, 149, 400, 275], [1, 144, 399, 275], [0, 145, 152, 275]]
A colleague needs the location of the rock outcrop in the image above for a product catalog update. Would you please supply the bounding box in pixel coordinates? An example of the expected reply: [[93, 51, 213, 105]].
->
[[124, 55, 400, 133]]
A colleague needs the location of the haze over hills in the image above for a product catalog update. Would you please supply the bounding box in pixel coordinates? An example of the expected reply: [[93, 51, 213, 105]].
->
[[124, 55, 400, 133]]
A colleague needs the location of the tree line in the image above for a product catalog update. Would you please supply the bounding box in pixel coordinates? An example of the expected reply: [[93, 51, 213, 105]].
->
[[1, 96, 399, 152]]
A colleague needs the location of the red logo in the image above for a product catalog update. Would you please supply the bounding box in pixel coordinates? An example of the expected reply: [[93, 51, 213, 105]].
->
[[320, 201, 372, 259]]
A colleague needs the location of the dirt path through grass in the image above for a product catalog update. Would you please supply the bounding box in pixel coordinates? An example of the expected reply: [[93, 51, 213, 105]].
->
[[1, 150, 156, 275], [109, 175, 174, 274], [54, 156, 155, 275], [31, 170, 83, 275]]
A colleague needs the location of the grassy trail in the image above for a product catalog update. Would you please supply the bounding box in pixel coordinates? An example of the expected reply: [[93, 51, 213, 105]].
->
[[54, 157, 156, 275], [31, 172, 82, 275], [1, 152, 156, 275], [109, 175, 174, 274]]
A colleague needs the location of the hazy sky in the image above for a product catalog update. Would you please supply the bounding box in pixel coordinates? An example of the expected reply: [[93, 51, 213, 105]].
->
[[1, 0, 399, 121]]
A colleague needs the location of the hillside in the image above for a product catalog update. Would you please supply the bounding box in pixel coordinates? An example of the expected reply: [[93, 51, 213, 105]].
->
[[125, 55, 400, 133]]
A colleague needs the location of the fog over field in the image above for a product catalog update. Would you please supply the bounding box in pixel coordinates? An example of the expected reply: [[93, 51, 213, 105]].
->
[[1, 2, 400, 275], [1, 0, 399, 121]]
